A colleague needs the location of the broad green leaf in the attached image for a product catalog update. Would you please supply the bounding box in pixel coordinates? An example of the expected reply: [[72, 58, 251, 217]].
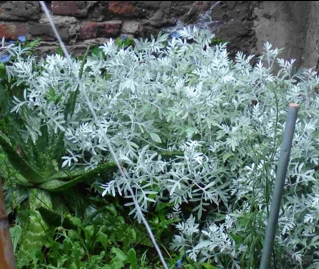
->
[[5, 186, 28, 215], [27, 39, 40, 49], [0, 131, 46, 184], [38, 179, 71, 191], [0, 153, 31, 187], [57, 46, 63, 56], [127, 248, 138, 269], [97, 231, 109, 249], [184, 265, 197, 269], [37, 206, 76, 230], [202, 263, 219, 269], [230, 233, 243, 244], [48, 167, 86, 180], [84, 225, 94, 241], [4, 117, 36, 167], [111, 247, 127, 262], [9, 225, 22, 253], [28, 188, 52, 211], [222, 153, 234, 162], [39, 162, 118, 191], [17, 211, 47, 264], [158, 151, 183, 160], [150, 132, 162, 143]]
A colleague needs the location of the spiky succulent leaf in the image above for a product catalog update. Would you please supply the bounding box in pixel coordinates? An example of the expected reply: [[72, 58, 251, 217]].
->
[[39, 162, 118, 191], [0, 131, 46, 184], [37, 206, 76, 230]]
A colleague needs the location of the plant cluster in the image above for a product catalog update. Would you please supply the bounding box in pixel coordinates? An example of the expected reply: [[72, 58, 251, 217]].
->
[[1, 27, 319, 268]]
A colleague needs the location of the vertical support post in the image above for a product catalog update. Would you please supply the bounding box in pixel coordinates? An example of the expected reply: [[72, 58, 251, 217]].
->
[[259, 103, 299, 269], [0, 179, 16, 269]]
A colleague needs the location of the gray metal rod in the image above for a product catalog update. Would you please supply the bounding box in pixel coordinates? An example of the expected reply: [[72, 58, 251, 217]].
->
[[259, 103, 299, 269]]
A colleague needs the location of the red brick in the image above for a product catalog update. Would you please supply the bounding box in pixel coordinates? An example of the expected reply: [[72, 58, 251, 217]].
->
[[109, 1, 135, 16], [51, 1, 87, 17], [79, 21, 122, 40], [79, 22, 98, 40], [0, 23, 27, 40], [99, 21, 122, 37]]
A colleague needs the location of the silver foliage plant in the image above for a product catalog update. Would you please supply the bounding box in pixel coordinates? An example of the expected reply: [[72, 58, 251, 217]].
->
[[4, 27, 319, 268]]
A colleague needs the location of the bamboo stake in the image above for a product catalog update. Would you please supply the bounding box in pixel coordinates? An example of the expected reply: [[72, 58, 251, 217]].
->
[[259, 103, 299, 269], [0, 179, 16, 269]]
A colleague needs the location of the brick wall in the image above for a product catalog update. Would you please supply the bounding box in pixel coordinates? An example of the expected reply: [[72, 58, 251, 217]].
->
[[0, 1, 258, 57]]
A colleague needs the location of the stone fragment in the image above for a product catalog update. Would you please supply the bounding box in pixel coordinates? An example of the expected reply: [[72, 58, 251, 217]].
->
[[136, 1, 161, 9], [29, 24, 69, 41], [121, 21, 139, 34], [0, 1, 40, 21], [89, 2, 110, 22], [39, 14, 78, 25]]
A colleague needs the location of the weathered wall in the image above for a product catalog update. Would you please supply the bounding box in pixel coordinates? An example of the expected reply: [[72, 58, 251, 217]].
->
[[0, 1, 318, 70], [254, 1, 310, 69], [302, 1, 319, 69], [210, 1, 259, 57], [0, 1, 210, 56], [0, 1, 259, 57]]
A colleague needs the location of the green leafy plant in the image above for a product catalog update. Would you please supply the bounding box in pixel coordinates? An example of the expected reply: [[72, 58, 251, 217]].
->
[[16, 196, 172, 269], [0, 43, 119, 267], [116, 35, 134, 48], [211, 37, 225, 45]]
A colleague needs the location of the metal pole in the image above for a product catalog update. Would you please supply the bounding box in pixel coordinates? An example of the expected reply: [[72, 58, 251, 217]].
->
[[259, 103, 299, 269], [0, 179, 16, 269]]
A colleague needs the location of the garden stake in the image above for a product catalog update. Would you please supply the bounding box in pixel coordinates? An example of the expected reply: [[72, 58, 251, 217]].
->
[[0, 180, 16, 269], [259, 103, 299, 269]]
